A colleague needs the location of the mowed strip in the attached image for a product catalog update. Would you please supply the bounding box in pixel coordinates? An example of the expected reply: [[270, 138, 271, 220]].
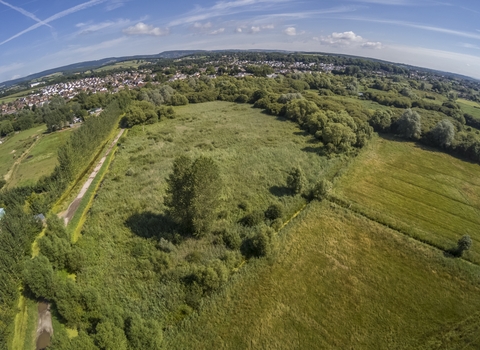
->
[[334, 136, 480, 263], [164, 203, 480, 349]]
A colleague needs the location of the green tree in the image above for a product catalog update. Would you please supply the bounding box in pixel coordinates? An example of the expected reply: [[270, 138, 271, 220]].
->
[[94, 321, 128, 350], [312, 179, 333, 201], [430, 119, 455, 148], [125, 316, 163, 350], [456, 235, 472, 256], [23, 255, 54, 299], [286, 166, 306, 195], [165, 156, 222, 236], [369, 110, 392, 132], [397, 108, 421, 139]]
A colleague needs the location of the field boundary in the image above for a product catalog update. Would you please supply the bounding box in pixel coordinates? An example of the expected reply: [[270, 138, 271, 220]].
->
[[327, 195, 480, 267], [67, 129, 126, 242]]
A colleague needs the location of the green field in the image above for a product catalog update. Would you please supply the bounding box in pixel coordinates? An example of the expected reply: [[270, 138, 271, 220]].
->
[[164, 202, 480, 349], [333, 135, 480, 263], [458, 98, 480, 120], [0, 125, 46, 181], [94, 60, 144, 72], [8, 129, 73, 188], [56, 101, 343, 341]]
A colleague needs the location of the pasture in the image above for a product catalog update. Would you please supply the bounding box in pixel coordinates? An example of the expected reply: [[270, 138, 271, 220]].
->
[[164, 202, 480, 349], [0, 125, 46, 181], [458, 98, 480, 120], [94, 60, 144, 72], [333, 135, 480, 264], [8, 128, 73, 188]]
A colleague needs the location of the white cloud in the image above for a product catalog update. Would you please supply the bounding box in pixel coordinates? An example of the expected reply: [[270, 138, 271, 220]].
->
[[316, 31, 383, 49], [461, 43, 480, 50], [193, 22, 213, 30], [284, 27, 297, 36], [210, 28, 225, 35], [236, 27, 243, 33], [250, 26, 261, 33], [123, 22, 169, 36]]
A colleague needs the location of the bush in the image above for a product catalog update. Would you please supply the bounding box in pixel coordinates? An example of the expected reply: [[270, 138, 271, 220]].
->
[[265, 203, 284, 221], [221, 229, 242, 250], [241, 210, 265, 227], [242, 227, 274, 258], [286, 167, 307, 195], [456, 235, 472, 256], [397, 108, 421, 139], [312, 179, 333, 201], [430, 119, 455, 148]]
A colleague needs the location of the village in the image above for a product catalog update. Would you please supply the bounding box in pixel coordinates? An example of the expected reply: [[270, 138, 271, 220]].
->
[[0, 59, 351, 115]]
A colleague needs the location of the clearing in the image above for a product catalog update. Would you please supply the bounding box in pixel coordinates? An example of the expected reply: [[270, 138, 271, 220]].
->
[[164, 202, 480, 349], [332, 135, 480, 264]]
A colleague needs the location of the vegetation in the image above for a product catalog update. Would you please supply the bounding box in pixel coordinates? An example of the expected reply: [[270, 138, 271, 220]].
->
[[164, 203, 480, 349], [333, 136, 480, 264]]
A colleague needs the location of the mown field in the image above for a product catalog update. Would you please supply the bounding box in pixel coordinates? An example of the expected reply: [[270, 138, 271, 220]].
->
[[8, 129, 73, 188], [458, 98, 480, 120], [0, 125, 46, 181], [332, 135, 480, 264], [164, 202, 480, 349], [94, 60, 144, 72]]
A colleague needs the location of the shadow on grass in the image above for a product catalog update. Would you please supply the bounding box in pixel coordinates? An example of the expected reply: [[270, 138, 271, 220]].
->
[[270, 185, 292, 197], [443, 247, 463, 259], [125, 211, 178, 240]]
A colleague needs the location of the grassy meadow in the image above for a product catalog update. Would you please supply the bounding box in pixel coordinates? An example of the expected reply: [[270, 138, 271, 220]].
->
[[332, 135, 480, 263], [0, 125, 46, 181], [65, 101, 343, 334], [8, 129, 72, 188], [164, 202, 480, 349], [458, 98, 480, 120]]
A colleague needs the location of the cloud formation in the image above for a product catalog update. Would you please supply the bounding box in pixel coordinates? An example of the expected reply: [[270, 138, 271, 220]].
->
[[316, 31, 382, 49], [284, 27, 297, 36], [123, 22, 169, 36]]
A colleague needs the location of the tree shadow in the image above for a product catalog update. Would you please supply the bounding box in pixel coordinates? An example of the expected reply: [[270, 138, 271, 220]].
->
[[443, 247, 462, 258], [269, 185, 292, 197], [125, 211, 178, 240]]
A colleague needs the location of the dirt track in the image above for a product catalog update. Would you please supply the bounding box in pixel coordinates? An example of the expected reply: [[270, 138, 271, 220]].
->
[[59, 129, 124, 225]]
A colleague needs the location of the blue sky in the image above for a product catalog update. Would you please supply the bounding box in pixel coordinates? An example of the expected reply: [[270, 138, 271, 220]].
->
[[0, 0, 480, 83]]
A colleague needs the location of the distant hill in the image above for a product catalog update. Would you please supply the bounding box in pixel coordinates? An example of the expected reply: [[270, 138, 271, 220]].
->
[[1, 49, 478, 90], [0, 50, 206, 89]]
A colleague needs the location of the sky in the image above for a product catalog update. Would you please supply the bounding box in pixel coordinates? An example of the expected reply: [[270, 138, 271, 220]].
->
[[1, 0, 480, 83]]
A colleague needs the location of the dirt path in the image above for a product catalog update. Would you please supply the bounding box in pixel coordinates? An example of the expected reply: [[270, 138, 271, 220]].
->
[[59, 129, 124, 225], [4, 135, 42, 184]]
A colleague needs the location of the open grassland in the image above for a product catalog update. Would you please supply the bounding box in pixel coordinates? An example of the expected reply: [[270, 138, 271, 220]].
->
[[8, 129, 73, 188], [68, 101, 343, 330], [333, 135, 480, 264], [94, 60, 144, 72], [0, 125, 46, 180], [458, 98, 480, 120], [165, 203, 480, 349]]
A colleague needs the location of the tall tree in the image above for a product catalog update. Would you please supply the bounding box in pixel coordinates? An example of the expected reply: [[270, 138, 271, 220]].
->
[[165, 156, 221, 236], [397, 108, 421, 139]]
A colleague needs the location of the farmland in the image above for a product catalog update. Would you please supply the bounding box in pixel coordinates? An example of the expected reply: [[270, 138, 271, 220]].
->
[[332, 135, 480, 264], [164, 202, 480, 349]]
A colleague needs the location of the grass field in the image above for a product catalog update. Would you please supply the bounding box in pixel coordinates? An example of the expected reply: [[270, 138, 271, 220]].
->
[[8, 129, 73, 188], [0, 125, 46, 181], [65, 101, 343, 334], [332, 135, 480, 264], [458, 98, 480, 120], [164, 202, 480, 349], [94, 60, 144, 72]]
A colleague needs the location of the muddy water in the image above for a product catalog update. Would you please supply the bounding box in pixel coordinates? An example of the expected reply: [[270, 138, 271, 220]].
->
[[36, 302, 52, 350]]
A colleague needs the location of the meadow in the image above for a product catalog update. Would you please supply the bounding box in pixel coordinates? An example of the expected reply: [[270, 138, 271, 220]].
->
[[8, 128, 73, 188], [48, 101, 345, 343], [0, 125, 46, 182], [332, 135, 480, 264], [164, 202, 480, 349], [94, 60, 144, 72], [458, 98, 480, 120]]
